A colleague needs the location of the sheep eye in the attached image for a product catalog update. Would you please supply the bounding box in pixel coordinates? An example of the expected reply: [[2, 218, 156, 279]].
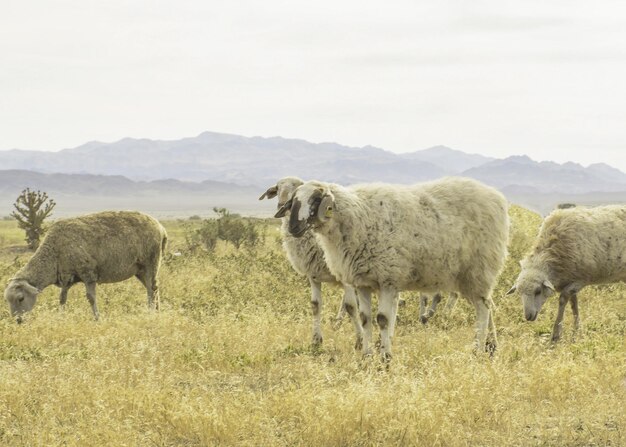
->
[[18, 297, 24, 303], [534, 287, 542, 296]]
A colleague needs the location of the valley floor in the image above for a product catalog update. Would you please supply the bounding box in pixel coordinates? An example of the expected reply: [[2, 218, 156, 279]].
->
[[0, 209, 624, 446]]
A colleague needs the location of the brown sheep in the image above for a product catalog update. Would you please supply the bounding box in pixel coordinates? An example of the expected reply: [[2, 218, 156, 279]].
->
[[4, 211, 167, 323]]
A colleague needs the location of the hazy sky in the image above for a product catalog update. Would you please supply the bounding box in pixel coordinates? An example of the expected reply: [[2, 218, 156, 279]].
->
[[1, 1, 626, 169]]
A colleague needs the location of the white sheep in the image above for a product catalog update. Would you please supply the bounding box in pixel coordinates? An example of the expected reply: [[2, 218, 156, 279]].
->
[[4, 211, 167, 323], [507, 205, 626, 342], [277, 177, 509, 359], [260, 177, 364, 347]]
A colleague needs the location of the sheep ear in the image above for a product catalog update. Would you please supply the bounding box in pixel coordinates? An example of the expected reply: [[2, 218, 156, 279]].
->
[[16, 281, 40, 295], [506, 285, 517, 296], [317, 194, 335, 221], [543, 280, 556, 292], [259, 185, 278, 201], [274, 199, 292, 218]]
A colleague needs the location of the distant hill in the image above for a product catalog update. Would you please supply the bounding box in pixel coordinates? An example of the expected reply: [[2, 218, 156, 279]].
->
[[0, 132, 447, 185], [399, 145, 495, 173], [464, 155, 626, 194], [1, 131, 625, 216], [0, 170, 259, 218]]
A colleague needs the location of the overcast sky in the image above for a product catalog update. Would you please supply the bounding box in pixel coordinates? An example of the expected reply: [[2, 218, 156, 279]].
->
[[1, 1, 625, 170]]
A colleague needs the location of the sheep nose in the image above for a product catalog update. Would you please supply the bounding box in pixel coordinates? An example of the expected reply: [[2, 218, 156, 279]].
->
[[16, 316, 23, 324], [525, 310, 537, 321]]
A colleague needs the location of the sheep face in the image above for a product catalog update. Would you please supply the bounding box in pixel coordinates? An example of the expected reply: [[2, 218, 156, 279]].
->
[[279, 183, 335, 238], [259, 177, 304, 212], [509, 269, 556, 321], [4, 280, 40, 324]]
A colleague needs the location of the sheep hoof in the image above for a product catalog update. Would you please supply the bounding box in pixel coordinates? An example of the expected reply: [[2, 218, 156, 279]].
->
[[485, 341, 497, 357], [311, 334, 323, 347], [361, 347, 373, 358], [398, 298, 406, 308], [331, 318, 343, 331], [354, 337, 363, 351], [381, 352, 393, 364], [420, 315, 429, 325]]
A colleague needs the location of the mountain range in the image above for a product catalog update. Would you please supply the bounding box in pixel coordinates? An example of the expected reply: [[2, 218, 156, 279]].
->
[[1, 131, 625, 216]]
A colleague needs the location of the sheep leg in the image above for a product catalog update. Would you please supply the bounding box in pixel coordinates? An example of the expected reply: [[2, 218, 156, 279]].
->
[[377, 287, 397, 362], [358, 289, 373, 356], [145, 266, 160, 311], [59, 286, 69, 308], [487, 306, 498, 354], [569, 293, 580, 339], [85, 282, 100, 321], [446, 292, 459, 312], [342, 286, 364, 350], [389, 293, 400, 339], [309, 278, 323, 346], [423, 292, 442, 324], [551, 293, 570, 343], [332, 289, 348, 330], [472, 297, 491, 353], [419, 293, 429, 325]]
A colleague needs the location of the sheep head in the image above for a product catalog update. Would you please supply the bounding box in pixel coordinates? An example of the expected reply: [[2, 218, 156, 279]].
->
[[277, 182, 335, 238], [4, 279, 41, 324], [259, 177, 304, 214], [508, 268, 556, 321]]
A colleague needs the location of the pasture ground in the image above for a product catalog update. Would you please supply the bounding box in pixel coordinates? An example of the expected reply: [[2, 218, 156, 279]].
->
[[0, 207, 624, 446]]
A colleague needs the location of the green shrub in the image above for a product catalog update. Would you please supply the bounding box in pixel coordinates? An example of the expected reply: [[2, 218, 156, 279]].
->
[[185, 208, 264, 252]]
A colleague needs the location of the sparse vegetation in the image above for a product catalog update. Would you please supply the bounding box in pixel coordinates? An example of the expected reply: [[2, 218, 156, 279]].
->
[[185, 207, 264, 251], [557, 203, 577, 209], [11, 188, 56, 249], [0, 205, 623, 446]]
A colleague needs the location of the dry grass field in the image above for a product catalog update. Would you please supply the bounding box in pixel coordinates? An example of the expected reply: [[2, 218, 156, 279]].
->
[[0, 206, 624, 446]]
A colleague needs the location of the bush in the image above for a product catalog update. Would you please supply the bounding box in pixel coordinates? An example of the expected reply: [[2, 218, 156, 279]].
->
[[185, 208, 264, 252], [557, 203, 576, 209]]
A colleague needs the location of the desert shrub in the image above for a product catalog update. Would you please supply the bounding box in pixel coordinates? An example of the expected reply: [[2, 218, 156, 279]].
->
[[557, 203, 576, 209], [185, 208, 264, 252], [188, 215, 202, 221]]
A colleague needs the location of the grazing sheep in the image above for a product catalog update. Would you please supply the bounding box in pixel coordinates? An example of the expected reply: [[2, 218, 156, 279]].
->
[[277, 177, 509, 359], [4, 211, 167, 323], [260, 177, 363, 347], [418, 292, 458, 324], [507, 205, 626, 342]]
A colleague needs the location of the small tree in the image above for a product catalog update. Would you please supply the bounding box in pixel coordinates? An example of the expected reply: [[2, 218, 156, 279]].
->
[[11, 188, 56, 249]]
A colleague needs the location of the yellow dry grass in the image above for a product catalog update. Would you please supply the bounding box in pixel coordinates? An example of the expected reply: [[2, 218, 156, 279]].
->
[[0, 207, 624, 446]]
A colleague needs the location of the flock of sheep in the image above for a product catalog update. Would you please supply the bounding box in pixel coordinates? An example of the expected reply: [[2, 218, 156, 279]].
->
[[4, 176, 626, 361]]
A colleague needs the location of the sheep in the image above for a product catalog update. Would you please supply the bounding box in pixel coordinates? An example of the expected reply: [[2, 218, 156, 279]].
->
[[260, 177, 364, 348], [4, 211, 167, 323], [507, 205, 626, 342], [276, 177, 509, 359], [418, 292, 458, 324]]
